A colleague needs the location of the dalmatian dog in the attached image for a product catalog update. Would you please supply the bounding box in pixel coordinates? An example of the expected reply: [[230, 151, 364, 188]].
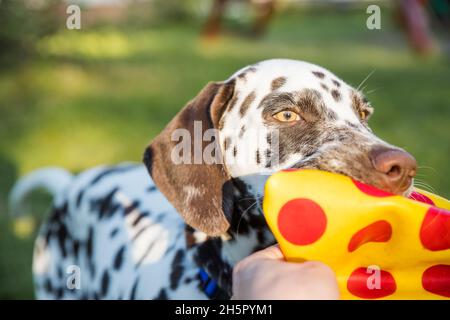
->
[[9, 59, 417, 299]]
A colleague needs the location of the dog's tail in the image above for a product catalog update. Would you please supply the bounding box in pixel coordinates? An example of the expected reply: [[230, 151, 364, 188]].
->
[[9, 167, 74, 217]]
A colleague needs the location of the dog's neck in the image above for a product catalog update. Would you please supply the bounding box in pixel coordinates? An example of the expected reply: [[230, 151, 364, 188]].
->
[[192, 177, 275, 297]]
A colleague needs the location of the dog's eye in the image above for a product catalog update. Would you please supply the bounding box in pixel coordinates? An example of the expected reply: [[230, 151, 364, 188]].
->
[[360, 110, 368, 121], [273, 110, 301, 122]]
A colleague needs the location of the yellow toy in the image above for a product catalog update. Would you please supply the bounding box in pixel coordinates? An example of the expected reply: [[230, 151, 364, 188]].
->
[[263, 169, 450, 300]]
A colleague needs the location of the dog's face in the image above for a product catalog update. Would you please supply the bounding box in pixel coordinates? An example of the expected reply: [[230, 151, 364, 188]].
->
[[145, 59, 417, 236], [218, 59, 416, 197]]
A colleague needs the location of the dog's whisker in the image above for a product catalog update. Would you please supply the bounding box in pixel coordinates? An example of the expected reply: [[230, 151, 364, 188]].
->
[[414, 183, 435, 193], [236, 201, 259, 241], [365, 87, 383, 95], [356, 70, 376, 91], [238, 195, 262, 202], [417, 165, 437, 173], [413, 179, 436, 193]]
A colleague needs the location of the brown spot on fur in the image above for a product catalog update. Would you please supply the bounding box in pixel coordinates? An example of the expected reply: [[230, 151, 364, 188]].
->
[[345, 120, 362, 130], [312, 71, 325, 79], [224, 137, 231, 150], [327, 110, 338, 120], [218, 118, 225, 130], [294, 89, 324, 119], [266, 132, 272, 145], [239, 91, 256, 116], [265, 148, 272, 168], [331, 89, 341, 102], [239, 125, 246, 138], [320, 83, 329, 91], [226, 93, 239, 113], [237, 66, 257, 81], [185, 226, 196, 249], [332, 79, 341, 88], [271, 77, 286, 91]]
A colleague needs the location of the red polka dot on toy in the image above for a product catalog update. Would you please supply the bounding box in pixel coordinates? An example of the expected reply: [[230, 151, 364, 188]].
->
[[422, 265, 450, 298], [352, 179, 393, 197], [420, 206, 450, 251], [277, 198, 327, 245], [348, 220, 392, 252], [409, 191, 435, 206], [347, 267, 396, 299]]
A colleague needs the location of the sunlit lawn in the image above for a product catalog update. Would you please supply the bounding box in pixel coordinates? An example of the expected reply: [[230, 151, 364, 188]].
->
[[0, 8, 449, 298]]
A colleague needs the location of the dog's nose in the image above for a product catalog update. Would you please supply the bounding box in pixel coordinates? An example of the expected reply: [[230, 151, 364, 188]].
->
[[369, 146, 417, 193]]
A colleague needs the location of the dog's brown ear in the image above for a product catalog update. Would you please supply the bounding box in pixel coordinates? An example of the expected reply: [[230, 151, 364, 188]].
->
[[143, 81, 235, 236]]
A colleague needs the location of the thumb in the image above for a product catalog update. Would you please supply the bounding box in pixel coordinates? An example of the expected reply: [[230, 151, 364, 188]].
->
[[244, 244, 285, 261]]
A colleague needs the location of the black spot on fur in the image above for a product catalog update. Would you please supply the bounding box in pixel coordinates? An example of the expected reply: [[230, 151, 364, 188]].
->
[[87, 227, 94, 259], [113, 246, 126, 270], [136, 242, 156, 267], [154, 289, 168, 300], [257, 230, 266, 243], [130, 278, 139, 300], [132, 226, 148, 242], [95, 187, 120, 219], [110, 228, 119, 238], [124, 200, 140, 216], [48, 202, 68, 225], [57, 266, 63, 279], [89, 165, 137, 186], [256, 149, 261, 165], [86, 226, 96, 276], [55, 287, 63, 299], [170, 250, 185, 290], [233, 146, 237, 157], [193, 240, 232, 298], [57, 224, 69, 258], [132, 212, 149, 226], [320, 83, 329, 91], [72, 240, 80, 257], [44, 278, 53, 293], [76, 189, 85, 208], [100, 270, 110, 297]]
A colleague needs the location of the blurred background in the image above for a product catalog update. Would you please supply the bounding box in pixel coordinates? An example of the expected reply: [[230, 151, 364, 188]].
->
[[0, 0, 449, 299]]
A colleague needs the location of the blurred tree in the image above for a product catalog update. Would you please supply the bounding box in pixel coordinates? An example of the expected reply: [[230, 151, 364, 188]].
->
[[202, 0, 276, 39], [0, 0, 59, 65]]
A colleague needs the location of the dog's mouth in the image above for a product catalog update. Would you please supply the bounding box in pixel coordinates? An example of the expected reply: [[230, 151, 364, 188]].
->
[[289, 165, 415, 198], [289, 147, 417, 198]]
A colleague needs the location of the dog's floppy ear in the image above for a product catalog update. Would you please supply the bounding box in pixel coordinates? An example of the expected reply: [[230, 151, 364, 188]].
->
[[143, 80, 235, 236]]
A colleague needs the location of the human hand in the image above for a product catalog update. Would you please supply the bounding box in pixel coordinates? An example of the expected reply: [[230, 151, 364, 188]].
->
[[232, 245, 340, 300]]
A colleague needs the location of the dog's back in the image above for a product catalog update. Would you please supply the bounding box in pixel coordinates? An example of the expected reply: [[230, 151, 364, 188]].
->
[[11, 163, 207, 299]]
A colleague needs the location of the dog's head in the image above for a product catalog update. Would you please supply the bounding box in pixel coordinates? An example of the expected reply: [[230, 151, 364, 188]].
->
[[144, 59, 416, 236]]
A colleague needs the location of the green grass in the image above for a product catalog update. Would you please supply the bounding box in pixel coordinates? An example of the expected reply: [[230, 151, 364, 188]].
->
[[0, 8, 449, 299]]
